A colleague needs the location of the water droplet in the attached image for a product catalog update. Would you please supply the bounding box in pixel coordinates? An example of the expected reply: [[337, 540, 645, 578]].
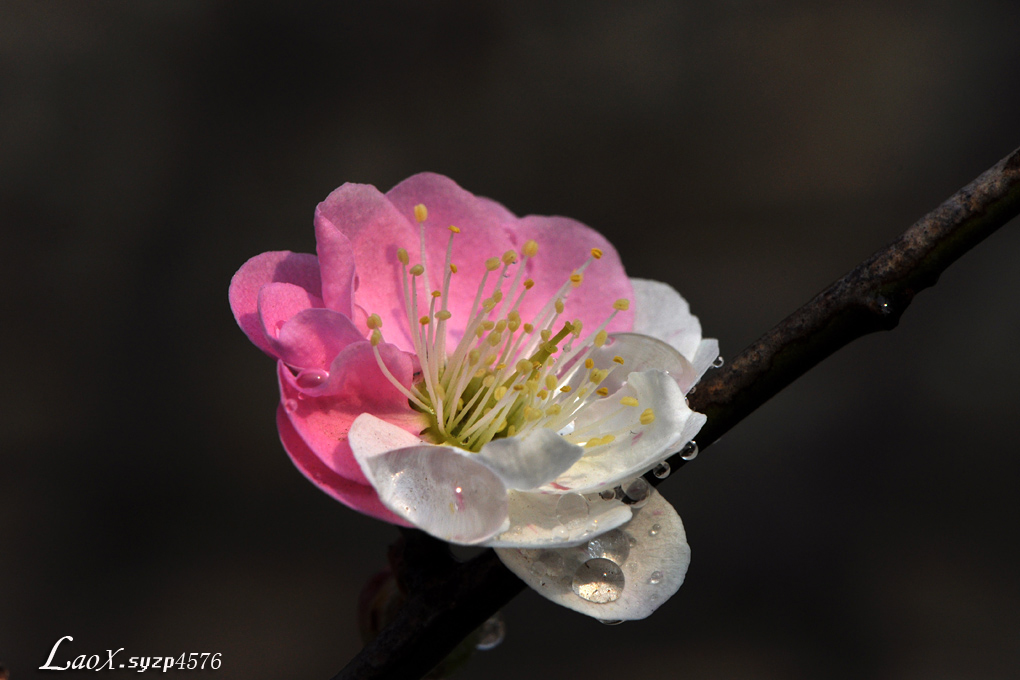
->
[[620, 478, 651, 508], [452, 485, 465, 512], [527, 550, 565, 577], [598, 619, 623, 626], [587, 529, 631, 564], [712, 356, 725, 368], [648, 523, 661, 537], [296, 369, 329, 389], [652, 461, 671, 479], [556, 493, 589, 528], [876, 295, 893, 315], [680, 440, 699, 461], [284, 399, 299, 413], [552, 526, 569, 541], [599, 489, 616, 501], [475, 614, 506, 650], [648, 570, 664, 585], [572, 558, 625, 604]]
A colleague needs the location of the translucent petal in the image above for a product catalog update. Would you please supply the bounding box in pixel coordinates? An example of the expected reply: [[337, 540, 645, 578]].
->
[[476, 429, 584, 490], [630, 278, 702, 361], [495, 486, 690, 620], [349, 414, 509, 544], [591, 332, 699, 395], [547, 370, 705, 494], [483, 490, 633, 549]]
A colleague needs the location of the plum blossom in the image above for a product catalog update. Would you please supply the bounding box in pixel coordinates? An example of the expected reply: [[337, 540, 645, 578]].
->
[[229, 173, 718, 619]]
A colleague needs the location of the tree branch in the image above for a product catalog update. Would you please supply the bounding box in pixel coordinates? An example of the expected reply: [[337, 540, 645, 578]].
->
[[332, 146, 1020, 680]]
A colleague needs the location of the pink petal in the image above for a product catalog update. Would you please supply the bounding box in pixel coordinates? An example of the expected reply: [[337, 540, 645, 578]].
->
[[386, 173, 522, 339], [230, 251, 322, 356], [277, 342, 426, 485], [515, 215, 635, 335], [256, 282, 324, 353], [274, 307, 365, 371], [275, 404, 410, 526], [315, 183, 419, 349]]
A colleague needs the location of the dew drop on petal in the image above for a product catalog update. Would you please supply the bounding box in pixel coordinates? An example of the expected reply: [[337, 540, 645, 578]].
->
[[598, 619, 624, 626], [284, 399, 298, 413], [587, 529, 631, 564], [652, 461, 671, 479], [648, 523, 661, 537], [556, 492, 589, 528], [572, 558, 625, 604], [621, 478, 651, 508], [296, 369, 329, 389], [475, 614, 506, 650], [712, 356, 725, 368], [599, 489, 616, 501], [648, 570, 664, 585], [552, 526, 570, 542], [680, 440, 699, 461]]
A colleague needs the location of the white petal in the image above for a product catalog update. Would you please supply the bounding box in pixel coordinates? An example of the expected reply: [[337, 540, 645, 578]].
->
[[350, 413, 508, 544], [476, 429, 584, 490], [495, 486, 690, 620], [483, 490, 633, 549], [547, 370, 705, 494], [690, 338, 720, 382], [630, 278, 702, 361], [592, 332, 699, 395]]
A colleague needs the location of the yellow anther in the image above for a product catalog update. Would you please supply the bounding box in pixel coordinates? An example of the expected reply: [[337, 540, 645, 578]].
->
[[494, 386, 508, 400], [591, 247, 603, 259], [435, 383, 447, 400], [482, 298, 497, 312], [525, 379, 539, 394], [613, 298, 630, 311], [468, 348, 481, 364], [612, 355, 625, 365], [413, 204, 428, 223], [495, 319, 507, 332], [481, 320, 495, 331], [487, 331, 503, 346], [546, 404, 562, 416], [370, 330, 382, 346], [366, 314, 383, 329], [554, 299, 565, 314], [537, 389, 548, 399], [585, 358, 595, 369], [457, 398, 464, 410], [397, 248, 409, 265], [590, 369, 609, 384], [431, 290, 441, 298], [640, 408, 655, 425], [523, 323, 534, 333], [524, 406, 542, 421], [485, 257, 500, 271], [475, 326, 486, 338], [449, 263, 458, 273], [585, 438, 602, 449], [508, 318, 521, 332], [419, 316, 430, 326], [410, 264, 425, 277], [492, 290, 503, 302], [507, 425, 517, 437], [435, 310, 452, 320], [620, 396, 639, 407], [517, 359, 533, 374], [560, 385, 572, 393], [473, 368, 487, 378], [596, 387, 609, 397], [512, 383, 525, 392], [593, 330, 608, 347], [495, 363, 506, 371], [508, 310, 521, 323], [484, 353, 497, 365], [482, 375, 495, 388], [601, 434, 616, 445], [570, 272, 583, 287], [501, 250, 518, 265], [448, 225, 461, 233], [522, 240, 539, 257], [540, 329, 552, 341], [544, 375, 558, 390], [496, 420, 507, 432], [523, 279, 535, 289]]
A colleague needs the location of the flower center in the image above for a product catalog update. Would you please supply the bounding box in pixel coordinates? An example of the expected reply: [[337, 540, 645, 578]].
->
[[367, 204, 655, 452]]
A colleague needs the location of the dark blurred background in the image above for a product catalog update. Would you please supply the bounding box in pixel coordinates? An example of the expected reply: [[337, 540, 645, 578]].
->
[[3, 1, 1019, 678]]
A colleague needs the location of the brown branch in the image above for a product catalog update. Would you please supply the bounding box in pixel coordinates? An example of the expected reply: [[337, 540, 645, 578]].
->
[[332, 145, 1020, 680]]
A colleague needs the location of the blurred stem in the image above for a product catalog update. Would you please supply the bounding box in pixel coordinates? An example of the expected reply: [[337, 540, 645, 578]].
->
[[331, 145, 1020, 680]]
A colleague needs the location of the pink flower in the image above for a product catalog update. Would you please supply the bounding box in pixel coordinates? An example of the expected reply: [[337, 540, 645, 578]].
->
[[230, 173, 718, 619]]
